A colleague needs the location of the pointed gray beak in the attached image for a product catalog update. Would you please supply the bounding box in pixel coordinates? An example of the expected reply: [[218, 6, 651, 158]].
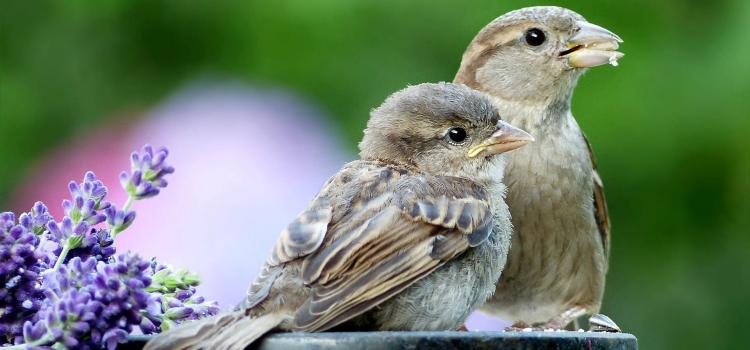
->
[[560, 21, 624, 68], [467, 121, 534, 158]]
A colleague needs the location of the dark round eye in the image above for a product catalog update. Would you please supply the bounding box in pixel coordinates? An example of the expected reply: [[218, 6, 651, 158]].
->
[[447, 127, 467, 144], [525, 28, 546, 46]]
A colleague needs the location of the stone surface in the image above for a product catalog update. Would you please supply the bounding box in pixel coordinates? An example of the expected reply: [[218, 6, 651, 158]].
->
[[123, 331, 638, 350]]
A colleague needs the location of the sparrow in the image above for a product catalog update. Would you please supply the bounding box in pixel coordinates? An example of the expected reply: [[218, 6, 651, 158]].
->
[[453, 6, 622, 328], [145, 82, 534, 350]]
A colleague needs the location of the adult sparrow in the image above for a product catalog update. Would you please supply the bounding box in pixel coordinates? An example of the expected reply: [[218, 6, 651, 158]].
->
[[145, 82, 533, 350], [454, 6, 622, 328]]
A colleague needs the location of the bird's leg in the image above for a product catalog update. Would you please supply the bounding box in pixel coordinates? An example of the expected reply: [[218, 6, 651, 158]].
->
[[567, 317, 580, 331], [542, 305, 588, 330]]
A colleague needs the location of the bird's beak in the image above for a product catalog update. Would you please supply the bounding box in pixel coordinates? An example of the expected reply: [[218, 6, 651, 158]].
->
[[467, 121, 534, 158], [560, 21, 624, 68]]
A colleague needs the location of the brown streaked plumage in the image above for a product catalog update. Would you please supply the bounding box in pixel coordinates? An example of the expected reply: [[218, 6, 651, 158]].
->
[[454, 6, 620, 328], [250, 162, 494, 333], [585, 132, 611, 257], [145, 82, 533, 350]]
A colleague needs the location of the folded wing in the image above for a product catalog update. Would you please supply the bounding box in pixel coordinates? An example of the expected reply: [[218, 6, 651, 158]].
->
[[241, 161, 493, 332]]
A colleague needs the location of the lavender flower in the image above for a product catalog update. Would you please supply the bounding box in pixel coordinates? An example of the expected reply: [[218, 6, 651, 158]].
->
[[42, 223, 118, 272], [120, 145, 174, 202], [66, 229, 116, 263], [22, 254, 157, 349], [2, 144, 218, 349], [0, 213, 45, 345], [104, 205, 136, 237], [43, 172, 115, 272], [46, 217, 89, 248], [142, 262, 219, 331], [18, 202, 54, 235], [63, 172, 110, 226], [156, 286, 219, 331]]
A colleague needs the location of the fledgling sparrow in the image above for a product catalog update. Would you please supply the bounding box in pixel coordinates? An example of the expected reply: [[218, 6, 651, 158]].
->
[[454, 6, 622, 328], [145, 82, 533, 350]]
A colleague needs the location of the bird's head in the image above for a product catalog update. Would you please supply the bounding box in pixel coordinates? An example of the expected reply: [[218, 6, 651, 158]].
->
[[455, 6, 623, 105], [359, 83, 533, 182]]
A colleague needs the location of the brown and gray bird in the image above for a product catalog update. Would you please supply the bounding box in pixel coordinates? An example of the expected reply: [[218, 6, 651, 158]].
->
[[145, 82, 533, 350], [454, 6, 622, 328]]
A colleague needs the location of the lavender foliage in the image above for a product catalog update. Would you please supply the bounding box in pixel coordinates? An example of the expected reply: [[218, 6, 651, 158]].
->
[[0, 144, 218, 348], [144, 262, 219, 331]]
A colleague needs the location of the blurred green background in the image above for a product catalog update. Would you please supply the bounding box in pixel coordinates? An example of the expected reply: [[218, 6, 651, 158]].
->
[[1, 0, 749, 349]]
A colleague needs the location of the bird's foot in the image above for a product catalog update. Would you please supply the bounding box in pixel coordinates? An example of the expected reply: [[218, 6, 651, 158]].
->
[[455, 324, 469, 332], [542, 305, 588, 330], [503, 321, 544, 332], [588, 313, 621, 332]]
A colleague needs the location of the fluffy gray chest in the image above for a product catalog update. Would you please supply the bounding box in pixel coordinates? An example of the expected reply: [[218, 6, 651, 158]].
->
[[505, 113, 594, 225]]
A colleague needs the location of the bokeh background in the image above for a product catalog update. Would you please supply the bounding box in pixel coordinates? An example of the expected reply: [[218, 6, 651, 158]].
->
[[2, 1, 749, 349]]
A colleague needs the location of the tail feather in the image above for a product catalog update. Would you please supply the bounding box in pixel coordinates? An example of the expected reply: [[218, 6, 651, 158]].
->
[[144, 312, 288, 350], [198, 313, 289, 350]]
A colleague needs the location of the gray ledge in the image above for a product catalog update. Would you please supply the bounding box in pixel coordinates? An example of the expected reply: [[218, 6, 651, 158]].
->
[[123, 331, 638, 350]]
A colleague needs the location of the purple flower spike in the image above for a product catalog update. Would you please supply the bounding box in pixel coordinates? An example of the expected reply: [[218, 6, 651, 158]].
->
[[22, 319, 47, 343], [1, 214, 46, 343], [165, 306, 193, 319], [26, 253, 155, 348], [18, 202, 54, 235], [47, 217, 90, 249], [139, 316, 158, 334], [63, 172, 110, 228], [120, 144, 174, 200], [142, 262, 218, 331], [66, 229, 117, 263], [3, 144, 216, 347], [103, 328, 128, 350], [104, 205, 136, 236], [1, 212, 16, 231], [79, 172, 108, 205]]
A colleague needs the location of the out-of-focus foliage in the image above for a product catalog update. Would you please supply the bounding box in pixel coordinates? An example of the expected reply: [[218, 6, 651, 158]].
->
[[1, 1, 748, 349]]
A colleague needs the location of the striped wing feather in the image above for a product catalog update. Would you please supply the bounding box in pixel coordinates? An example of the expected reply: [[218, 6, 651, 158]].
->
[[294, 162, 491, 332], [241, 162, 492, 331]]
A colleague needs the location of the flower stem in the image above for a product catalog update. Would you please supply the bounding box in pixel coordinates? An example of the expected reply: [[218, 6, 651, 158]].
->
[[3, 334, 53, 349], [111, 195, 136, 241], [52, 243, 71, 272], [123, 195, 135, 212], [112, 226, 125, 239]]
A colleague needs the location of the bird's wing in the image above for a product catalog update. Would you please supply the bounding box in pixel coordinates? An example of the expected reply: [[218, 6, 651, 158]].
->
[[582, 133, 611, 259], [280, 162, 492, 332], [239, 175, 337, 311]]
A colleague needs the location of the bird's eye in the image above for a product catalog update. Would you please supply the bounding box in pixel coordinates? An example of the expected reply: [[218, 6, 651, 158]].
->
[[524, 28, 546, 46], [447, 127, 468, 144]]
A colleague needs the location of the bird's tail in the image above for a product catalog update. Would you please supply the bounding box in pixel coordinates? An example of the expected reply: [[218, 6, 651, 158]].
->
[[144, 311, 289, 350]]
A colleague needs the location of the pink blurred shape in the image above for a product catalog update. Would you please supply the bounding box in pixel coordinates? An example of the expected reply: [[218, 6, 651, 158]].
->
[[12, 82, 350, 308]]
